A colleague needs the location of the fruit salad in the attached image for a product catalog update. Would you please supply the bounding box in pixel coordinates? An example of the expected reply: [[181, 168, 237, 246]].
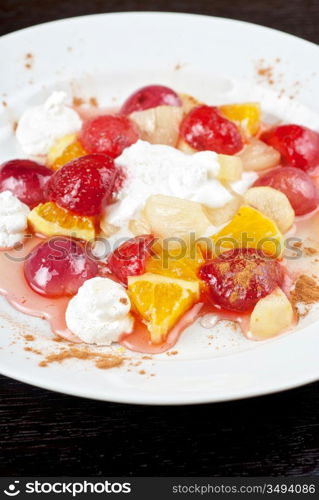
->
[[1, 84, 319, 354]]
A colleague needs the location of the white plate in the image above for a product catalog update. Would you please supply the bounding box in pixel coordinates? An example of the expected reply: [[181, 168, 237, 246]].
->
[[1, 12, 319, 405]]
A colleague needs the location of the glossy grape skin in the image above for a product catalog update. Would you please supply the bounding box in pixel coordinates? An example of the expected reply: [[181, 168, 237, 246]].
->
[[24, 237, 98, 297], [120, 85, 182, 115], [261, 124, 319, 172], [0, 159, 52, 208], [254, 166, 319, 216]]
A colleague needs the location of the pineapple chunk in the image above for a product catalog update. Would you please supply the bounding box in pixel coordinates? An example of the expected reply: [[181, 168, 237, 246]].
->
[[128, 217, 152, 236], [218, 154, 243, 182], [244, 186, 295, 233], [203, 196, 242, 227], [239, 138, 280, 171], [144, 194, 211, 242], [130, 105, 183, 147], [179, 93, 203, 114], [176, 137, 196, 154], [249, 288, 294, 340]]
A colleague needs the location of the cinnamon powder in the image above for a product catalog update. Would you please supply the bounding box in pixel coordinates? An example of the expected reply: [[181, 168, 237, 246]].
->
[[290, 274, 319, 317], [39, 347, 123, 370]]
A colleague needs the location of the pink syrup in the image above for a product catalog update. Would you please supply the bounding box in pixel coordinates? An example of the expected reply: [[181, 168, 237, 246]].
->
[[0, 237, 213, 353]]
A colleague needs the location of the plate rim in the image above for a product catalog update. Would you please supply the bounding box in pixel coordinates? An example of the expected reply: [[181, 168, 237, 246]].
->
[[1, 10, 319, 404]]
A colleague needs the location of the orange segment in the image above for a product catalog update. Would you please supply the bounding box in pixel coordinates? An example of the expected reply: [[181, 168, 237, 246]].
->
[[28, 201, 95, 241], [128, 273, 199, 344], [209, 205, 283, 258], [219, 103, 261, 138], [146, 243, 204, 282], [47, 134, 87, 170]]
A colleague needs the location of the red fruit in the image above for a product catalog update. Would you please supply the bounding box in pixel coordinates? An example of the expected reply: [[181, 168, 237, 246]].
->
[[254, 166, 319, 216], [180, 105, 243, 155], [261, 124, 319, 172], [199, 248, 284, 313], [80, 115, 139, 158], [0, 159, 52, 208], [108, 235, 155, 285], [120, 84, 182, 115], [24, 237, 98, 297], [47, 154, 117, 216]]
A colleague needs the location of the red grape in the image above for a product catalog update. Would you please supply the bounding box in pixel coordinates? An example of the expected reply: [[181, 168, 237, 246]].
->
[[180, 105, 243, 155], [120, 85, 182, 115], [24, 237, 98, 297], [108, 235, 155, 285], [261, 124, 319, 172], [47, 154, 117, 216], [199, 248, 284, 313], [80, 115, 139, 158], [0, 159, 52, 208], [254, 166, 319, 216]]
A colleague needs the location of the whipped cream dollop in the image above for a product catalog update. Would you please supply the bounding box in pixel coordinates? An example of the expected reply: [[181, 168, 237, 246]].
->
[[16, 91, 82, 156], [65, 277, 134, 345], [0, 191, 30, 248], [109, 140, 255, 228]]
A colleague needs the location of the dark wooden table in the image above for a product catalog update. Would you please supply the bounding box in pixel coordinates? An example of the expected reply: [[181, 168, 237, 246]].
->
[[1, 0, 319, 477]]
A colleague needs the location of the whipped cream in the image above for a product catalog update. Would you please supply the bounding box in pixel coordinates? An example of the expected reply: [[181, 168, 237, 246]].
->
[[16, 91, 82, 156], [109, 140, 233, 228], [0, 191, 30, 248], [65, 277, 134, 345], [230, 171, 258, 195]]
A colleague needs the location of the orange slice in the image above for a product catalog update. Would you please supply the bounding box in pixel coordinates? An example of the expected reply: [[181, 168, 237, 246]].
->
[[146, 243, 204, 282], [128, 273, 199, 344], [209, 205, 283, 258], [219, 103, 261, 138], [47, 134, 87, 170], [28, 201, 95, 241]]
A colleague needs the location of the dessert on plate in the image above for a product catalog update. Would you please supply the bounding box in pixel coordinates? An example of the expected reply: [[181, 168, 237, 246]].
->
[[1, 84, 319, 354]]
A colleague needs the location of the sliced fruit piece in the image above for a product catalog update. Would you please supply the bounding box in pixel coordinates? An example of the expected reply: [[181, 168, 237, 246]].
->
[[239, 138, 280, 171], [176, 137, 196, 154], [48, 134, 87, 170], [203, 196, 242, 227], [254, 166, 319, 216], [128, 273, 199, 344], [210, 205, 284, 258], [244, 186, 295, 233], [199, 248, 284, 312], [219, 102, 261, 137], [261, 124, 319, 172], [218, 154, 243, 182], [144, 194, 211, 242], [120, 85, 182, 115], [107, 235, 155, 285], [146, 243, 204, 282], [179, 93, 203, 115], [128, 217, 152, 236], [28, 201, 95, 241], [100, 217, 119, 237], [249, 287, 294, 340], [130, 105, 183, 147], [180, 105, 243, 155]]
